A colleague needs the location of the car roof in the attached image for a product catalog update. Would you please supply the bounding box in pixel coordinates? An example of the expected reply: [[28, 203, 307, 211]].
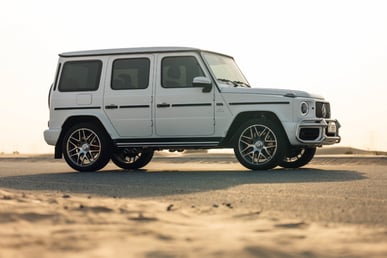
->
[[59, 47, 202, 57], [59, 47, 233, 59]]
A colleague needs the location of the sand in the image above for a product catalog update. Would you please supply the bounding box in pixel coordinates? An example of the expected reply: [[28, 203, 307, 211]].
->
[[0, 153, 386, 257], [0, 188, 386, 258]]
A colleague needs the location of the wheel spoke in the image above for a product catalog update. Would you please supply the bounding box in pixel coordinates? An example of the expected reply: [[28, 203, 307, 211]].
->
[[240, 145, 252, 154], [238, 124, 278, 166], [69, 137, 80, 146], [70, 152, 79, 158], [88, 134, 98, 145], [66, 128, 101, 167], [68, 146, 78, 153], [85, 153, 93, 163], [240, 139, 252, 146], [241, 134, 253, 142], [262, 147, 273, 159], [260, 127, 269, 137], [77, 153, 82, 165], [81, 129, 87, 141]]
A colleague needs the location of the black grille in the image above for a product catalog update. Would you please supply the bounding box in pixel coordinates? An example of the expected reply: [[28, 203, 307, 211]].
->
[[316, 102, 331, 118], [299, 128, 320, 141]]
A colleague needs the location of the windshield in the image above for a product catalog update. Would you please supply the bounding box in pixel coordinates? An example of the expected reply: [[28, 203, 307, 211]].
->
[[202, 52, 250, 87]]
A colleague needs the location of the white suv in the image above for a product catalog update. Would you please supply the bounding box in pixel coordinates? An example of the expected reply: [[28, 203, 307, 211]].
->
[[44, 47, 340, 172]]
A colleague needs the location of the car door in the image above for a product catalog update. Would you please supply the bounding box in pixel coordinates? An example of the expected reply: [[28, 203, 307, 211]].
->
[[154, 53, 215, 137], [104, 55, 154, 137]]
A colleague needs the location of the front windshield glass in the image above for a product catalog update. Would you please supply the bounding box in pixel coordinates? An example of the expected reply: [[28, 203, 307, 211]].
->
[[202, 52, 249, 87]]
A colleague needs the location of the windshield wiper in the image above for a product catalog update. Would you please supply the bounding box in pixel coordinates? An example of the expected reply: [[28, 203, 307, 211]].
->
[[217, 78, 250, 88], [218, 78, 237, 86], [233, 81, 251, 88]]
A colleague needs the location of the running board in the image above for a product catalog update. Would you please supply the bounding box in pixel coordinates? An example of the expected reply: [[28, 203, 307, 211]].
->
[[114, 138, 222, 148]]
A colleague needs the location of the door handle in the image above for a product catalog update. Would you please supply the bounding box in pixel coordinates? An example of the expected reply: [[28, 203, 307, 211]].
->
[[105, 104, 118, 109], [157, 103, 170, 108]]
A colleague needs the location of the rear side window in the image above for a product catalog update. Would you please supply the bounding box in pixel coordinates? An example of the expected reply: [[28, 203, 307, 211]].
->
[[111, 58, 150, 90], [58, 60, 102, 92]]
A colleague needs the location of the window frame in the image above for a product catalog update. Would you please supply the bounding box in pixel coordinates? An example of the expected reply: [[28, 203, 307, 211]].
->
[[53, 62, 62, 91]]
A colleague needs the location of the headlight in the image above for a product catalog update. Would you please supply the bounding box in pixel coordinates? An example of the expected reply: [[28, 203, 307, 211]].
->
[[301, 102, 309, 115]]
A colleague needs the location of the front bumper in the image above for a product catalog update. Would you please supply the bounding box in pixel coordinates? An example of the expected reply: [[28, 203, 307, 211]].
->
[[296, 119, 341, 145]]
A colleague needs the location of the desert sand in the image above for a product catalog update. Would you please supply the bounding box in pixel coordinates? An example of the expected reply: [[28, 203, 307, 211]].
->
[[0, 153, 386, 258]]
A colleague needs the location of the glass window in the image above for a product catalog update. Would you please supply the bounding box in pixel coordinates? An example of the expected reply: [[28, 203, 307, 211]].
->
[[202, 52, 248, 85], [58, 60, 102, 92], [161, 56, 204, 88], [112, 58, 150, 90]]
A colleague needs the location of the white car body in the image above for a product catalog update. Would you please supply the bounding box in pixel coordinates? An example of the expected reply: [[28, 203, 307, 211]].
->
[[44, 47, 340, 171]]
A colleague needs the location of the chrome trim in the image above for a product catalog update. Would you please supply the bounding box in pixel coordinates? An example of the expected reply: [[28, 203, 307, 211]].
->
[[296, 119, 341, 145]]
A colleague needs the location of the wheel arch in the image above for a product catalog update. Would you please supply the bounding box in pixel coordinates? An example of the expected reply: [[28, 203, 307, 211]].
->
[[221, 111, 290, 147], [55, 115, 112, 159]]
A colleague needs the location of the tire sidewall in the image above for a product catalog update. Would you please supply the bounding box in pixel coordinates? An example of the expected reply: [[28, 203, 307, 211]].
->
[[279, 147, 316, 168]]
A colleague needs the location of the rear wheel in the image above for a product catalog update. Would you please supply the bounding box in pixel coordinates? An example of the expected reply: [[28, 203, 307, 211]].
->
[[62, 123, 111, 172], [111, 148, 154, 170], [279, 147, 316, 168], [234, 119, 286, 170]]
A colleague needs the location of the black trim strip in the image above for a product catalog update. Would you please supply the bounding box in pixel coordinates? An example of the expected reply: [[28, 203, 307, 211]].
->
[[54, 106, 101, 111], [105, 105, 118, 109], [120, 105, 150, 109], [229, 101, 290, 106], [116, 142, 219, 148], [114, 137, 222, 144], [216, 103, 224, 106], [171, 103, 212, 107], [114, 137, 223, 148], [157, 103, 171, 108]]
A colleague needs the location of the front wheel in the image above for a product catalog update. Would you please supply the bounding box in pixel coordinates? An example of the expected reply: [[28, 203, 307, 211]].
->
[[279, 147, 316, 168], [111, 148, 154, 170], [234, 119, 287, 170], [62, 123, 111, 172]]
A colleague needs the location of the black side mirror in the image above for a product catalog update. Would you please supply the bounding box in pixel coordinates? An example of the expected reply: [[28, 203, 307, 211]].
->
[[192, 76, 212, 93]]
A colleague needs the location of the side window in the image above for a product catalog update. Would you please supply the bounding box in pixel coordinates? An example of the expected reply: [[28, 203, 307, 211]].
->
[[162, 56, 204, 88], [112, 58, 150, 90], [58, 60, 102, 92]]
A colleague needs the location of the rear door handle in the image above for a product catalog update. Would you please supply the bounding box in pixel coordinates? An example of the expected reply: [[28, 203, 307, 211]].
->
[[105, 104, 118, 109]]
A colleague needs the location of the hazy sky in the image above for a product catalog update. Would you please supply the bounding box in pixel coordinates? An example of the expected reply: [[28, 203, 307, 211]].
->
[[1, 0, 386, 153]]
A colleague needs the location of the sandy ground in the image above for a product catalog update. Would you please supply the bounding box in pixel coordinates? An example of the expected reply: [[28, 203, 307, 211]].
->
[[0, 153, 386, 258]]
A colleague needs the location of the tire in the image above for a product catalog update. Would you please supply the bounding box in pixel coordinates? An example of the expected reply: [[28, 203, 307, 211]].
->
[[233, 118, 287, 170], [62, 123, 111, 172], [279, 147, 316, 168], [111, 148, 154, 170]]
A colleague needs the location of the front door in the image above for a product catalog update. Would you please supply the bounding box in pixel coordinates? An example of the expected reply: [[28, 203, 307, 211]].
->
[[104, 55, 154, 137], [154, 53, 215, 136]]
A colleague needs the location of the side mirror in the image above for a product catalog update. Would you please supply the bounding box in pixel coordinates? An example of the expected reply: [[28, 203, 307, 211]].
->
[[192, 76, 212, 93]]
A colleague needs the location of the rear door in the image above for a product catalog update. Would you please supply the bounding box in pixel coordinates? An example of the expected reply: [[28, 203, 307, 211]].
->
[[104, 55, 154, 137]]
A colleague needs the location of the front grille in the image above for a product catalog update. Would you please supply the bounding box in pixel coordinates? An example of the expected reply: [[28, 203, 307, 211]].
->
[[299, 128, 320, 141], [316, 102, 331, 118]]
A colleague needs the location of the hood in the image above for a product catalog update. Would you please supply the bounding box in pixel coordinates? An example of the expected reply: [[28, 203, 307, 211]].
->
[[220, 87, 325, 100]]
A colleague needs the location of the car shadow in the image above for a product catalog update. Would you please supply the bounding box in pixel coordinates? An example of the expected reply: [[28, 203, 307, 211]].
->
[[0, 167, 367, 198]]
